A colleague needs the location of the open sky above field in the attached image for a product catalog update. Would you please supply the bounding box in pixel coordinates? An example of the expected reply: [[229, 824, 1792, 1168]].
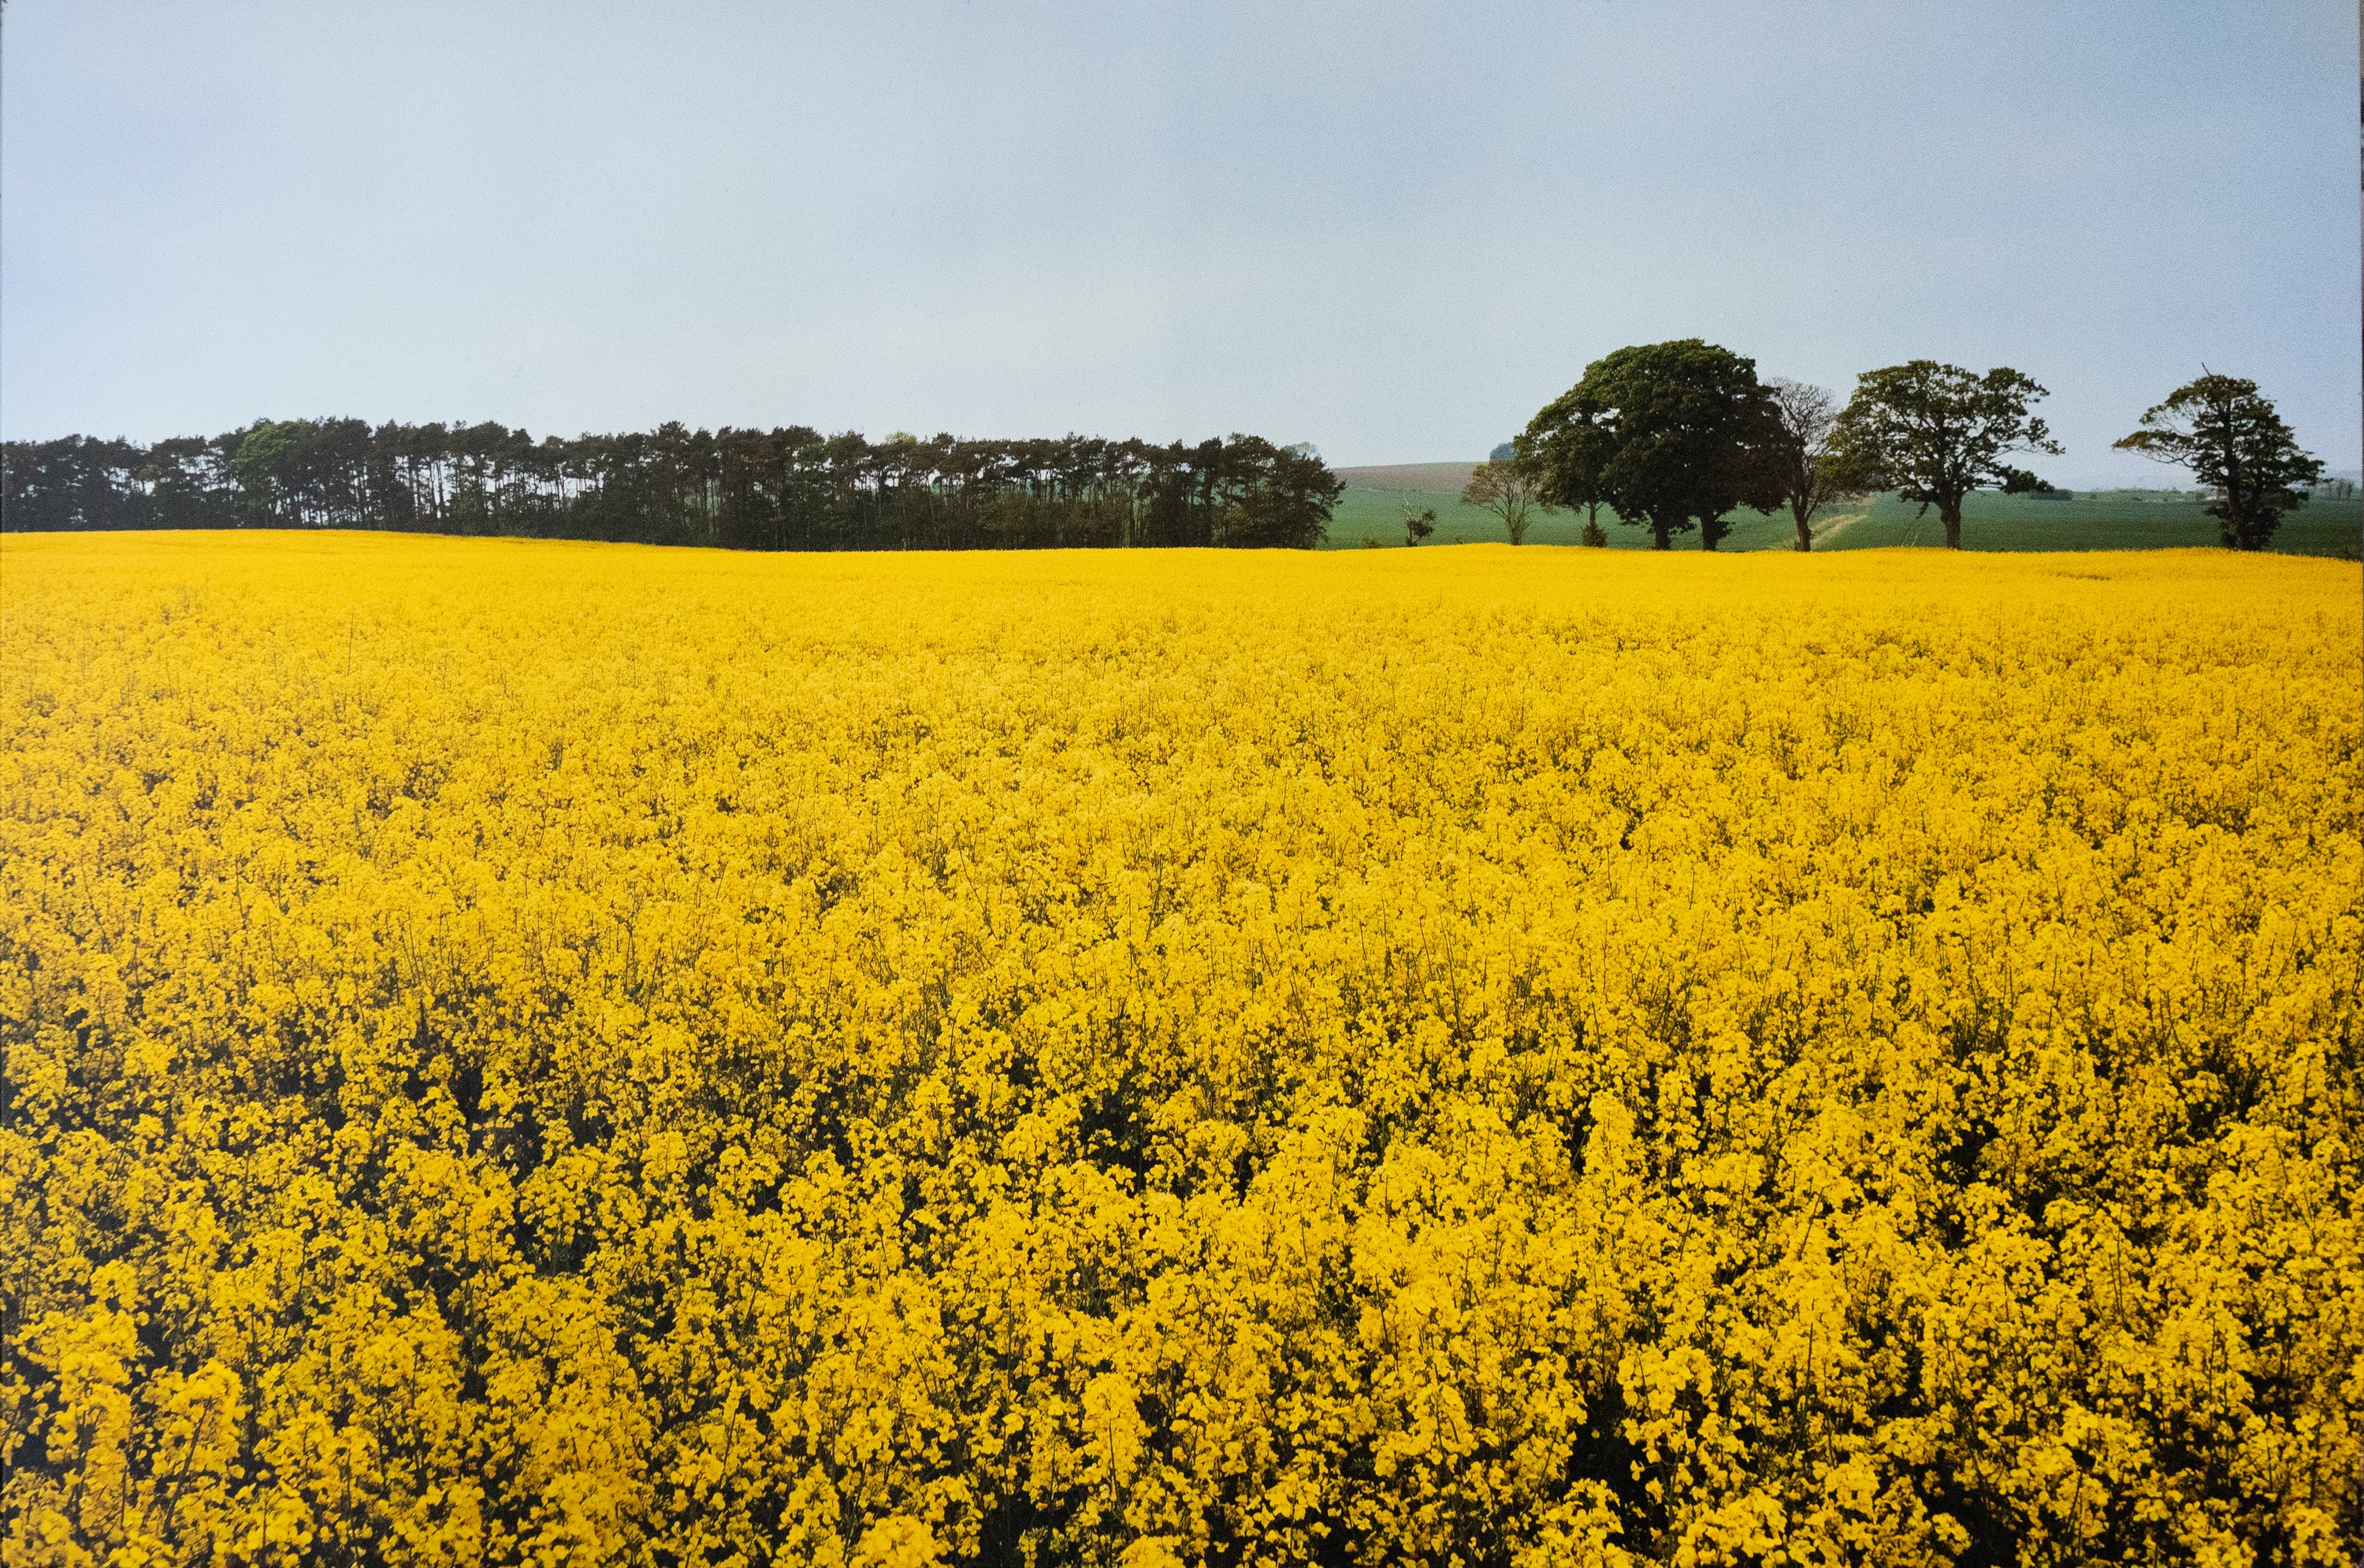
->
[[2, 0, 2356, 484]]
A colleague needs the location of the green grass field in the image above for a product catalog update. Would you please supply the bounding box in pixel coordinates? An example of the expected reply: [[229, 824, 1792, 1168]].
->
[[1325, 465, 2364, 559]]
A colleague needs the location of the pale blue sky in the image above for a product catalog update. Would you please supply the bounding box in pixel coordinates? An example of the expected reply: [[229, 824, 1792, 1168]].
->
[[2, 1, 2356, 482]]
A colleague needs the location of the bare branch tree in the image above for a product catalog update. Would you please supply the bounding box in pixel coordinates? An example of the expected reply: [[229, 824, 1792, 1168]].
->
[[1763, 377, 1863, 552], [1460, 459, 1558, 545]]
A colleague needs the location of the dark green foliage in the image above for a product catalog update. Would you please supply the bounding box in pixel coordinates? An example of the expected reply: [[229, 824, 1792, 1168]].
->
[[2, 422, 1344, 552], [1318, 482, 2358, 557], [1830, 362, 2061, 549], [2113, 373, 2325, 550], [0, 437, 154, 532], [1520, 340, 1783, 551]]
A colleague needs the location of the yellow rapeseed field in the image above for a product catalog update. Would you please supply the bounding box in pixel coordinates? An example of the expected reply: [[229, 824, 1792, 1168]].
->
[[3, 532, 2359, 1568]]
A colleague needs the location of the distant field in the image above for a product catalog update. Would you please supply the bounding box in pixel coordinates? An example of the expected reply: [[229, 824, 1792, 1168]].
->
[[1332, 462, 1482, 495], [1326, 463, 2364, 558]]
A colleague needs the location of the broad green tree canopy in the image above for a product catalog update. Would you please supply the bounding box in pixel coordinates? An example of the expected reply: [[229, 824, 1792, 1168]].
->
[[1521, 339, 1780, 551], [1830, 362, 2060, 550]]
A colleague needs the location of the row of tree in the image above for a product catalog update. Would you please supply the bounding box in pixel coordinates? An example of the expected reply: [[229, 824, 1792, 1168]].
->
[[0, 422, 1346, 550], [1463, 344, 2328, 551], [9, 362, 2325, 555]]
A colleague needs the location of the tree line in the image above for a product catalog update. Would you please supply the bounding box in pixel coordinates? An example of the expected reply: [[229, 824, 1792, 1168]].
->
[[1461, 344, 2328, 551], [0, 421, 1345, 550], [9, 362, 2328, 556]]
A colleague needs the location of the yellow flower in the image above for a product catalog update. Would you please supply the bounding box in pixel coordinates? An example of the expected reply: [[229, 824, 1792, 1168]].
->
[[2, 533, 2357, 1565]]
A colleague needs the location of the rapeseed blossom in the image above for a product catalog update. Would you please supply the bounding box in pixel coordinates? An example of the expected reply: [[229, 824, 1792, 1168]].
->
[[2, 533, 2358, 1566]]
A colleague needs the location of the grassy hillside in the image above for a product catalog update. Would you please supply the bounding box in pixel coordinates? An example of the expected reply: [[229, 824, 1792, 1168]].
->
[[1325, 465, 2363, 557]]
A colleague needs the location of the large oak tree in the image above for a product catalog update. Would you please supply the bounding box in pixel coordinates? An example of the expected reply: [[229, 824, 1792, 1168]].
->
[[1522, 340, 1782, 551], [1830, 362, 2060, 549]]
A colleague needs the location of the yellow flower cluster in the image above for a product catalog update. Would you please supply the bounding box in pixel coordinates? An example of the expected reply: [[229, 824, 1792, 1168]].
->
[[3, 533, 2358, 1567]]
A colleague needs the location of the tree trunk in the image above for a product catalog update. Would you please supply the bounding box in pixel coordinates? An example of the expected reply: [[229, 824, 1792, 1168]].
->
[[1793, 503, 1813, 552], [1652, 521, 1671, 550], [1940, 496, 1964, 549]]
